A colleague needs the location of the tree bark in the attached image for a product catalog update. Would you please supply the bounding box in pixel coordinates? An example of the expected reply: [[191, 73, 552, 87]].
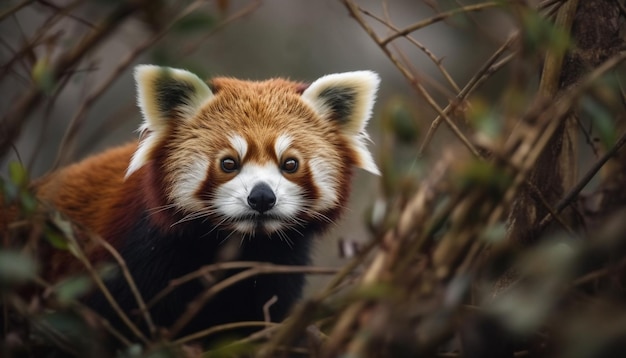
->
[[507, 0, 625, 245]]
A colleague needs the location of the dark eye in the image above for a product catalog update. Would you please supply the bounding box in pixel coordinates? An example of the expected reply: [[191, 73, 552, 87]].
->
[[221, 157, 239, 173], [281, 158, 298, 173]]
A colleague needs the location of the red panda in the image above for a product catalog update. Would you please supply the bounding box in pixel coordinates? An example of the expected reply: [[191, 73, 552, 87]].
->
[[35, 65, 380, 340]]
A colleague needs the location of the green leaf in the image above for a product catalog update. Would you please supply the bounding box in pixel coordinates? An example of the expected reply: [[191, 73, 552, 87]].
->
[[0, 250, 38, 290], [118, 344, 143, 358], [456, 160, 512, 197], [35, 311, 97, 349], [32, 58, 56, 93], [44, 227, 70, 250], [0, 176, 17, 204], [521, 9, 571, 56], [54, 275, 93, 304], [19, 190, 38, 215], [173, 13, 215, 33], [97, 263, 119, 282], [386, 98, 419, 143], [467, 98, 501, 139], [480, 222, 507, 244], [8, 161, 29, 187], [582, 97, 616, 148]]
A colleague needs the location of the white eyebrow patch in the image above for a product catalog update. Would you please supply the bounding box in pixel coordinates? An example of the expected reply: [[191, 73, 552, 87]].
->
[[230, 134, 248, 159], [274, 134, 293, 158]]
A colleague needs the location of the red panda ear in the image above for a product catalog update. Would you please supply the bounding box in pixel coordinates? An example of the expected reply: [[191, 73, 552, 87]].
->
[[301, 71, 381, 175], [126, 65, 214, 178]]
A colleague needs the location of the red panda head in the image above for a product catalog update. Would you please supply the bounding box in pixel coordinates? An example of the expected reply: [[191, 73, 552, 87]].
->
[[127, 65, 379, 236]]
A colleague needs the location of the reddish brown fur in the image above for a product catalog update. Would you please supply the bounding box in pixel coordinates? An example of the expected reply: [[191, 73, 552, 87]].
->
[[35, 76, 361, 278]]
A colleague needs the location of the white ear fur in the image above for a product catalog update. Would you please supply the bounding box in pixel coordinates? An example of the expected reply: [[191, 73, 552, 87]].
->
[[301, 71, 381, 175], [126, 65, 214, 178]]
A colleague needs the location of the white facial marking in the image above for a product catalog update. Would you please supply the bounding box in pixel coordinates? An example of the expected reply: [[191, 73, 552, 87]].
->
[[274, 134, 293, 159], [213, 163, 304, 234], [169, 155, 209, 211], [229, 134, 248, 159], [309, 157, 339, 211]]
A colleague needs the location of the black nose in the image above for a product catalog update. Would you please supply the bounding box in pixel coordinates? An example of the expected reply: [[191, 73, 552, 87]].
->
[[247, 183, 276, 213]]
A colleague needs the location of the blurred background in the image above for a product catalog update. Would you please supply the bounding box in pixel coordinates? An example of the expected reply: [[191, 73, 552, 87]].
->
[[0, 0, 516, 292]]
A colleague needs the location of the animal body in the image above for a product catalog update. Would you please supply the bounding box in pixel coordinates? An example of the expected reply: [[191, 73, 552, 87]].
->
[[36, 65, 380, 340]]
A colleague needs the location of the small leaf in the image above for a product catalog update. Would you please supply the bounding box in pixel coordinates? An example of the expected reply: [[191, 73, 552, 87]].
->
[[480, 222, 507, 244], [521, 9, 571, 56], [0, 250, 38, 290], [119, 344, 144, 358], [44, 226, 70, 250], [173, 13, 215, 33], [467, 97, 501, 140], [19, 190, 38, 215], [455, 160, 512, 197], [582, 96, 616, 148], [8, 161, 29, 187], [36, 311, 96, 349], [0, 176, 17, 204], [97, 263, 119, 282], [32, 58, 55, 93], [54, 275, 93, 304], [385, 98, 419, 143]]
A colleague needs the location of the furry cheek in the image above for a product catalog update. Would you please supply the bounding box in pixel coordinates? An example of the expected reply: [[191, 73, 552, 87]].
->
[[308, 157, 340, 211], [167, 155, 210, 212]]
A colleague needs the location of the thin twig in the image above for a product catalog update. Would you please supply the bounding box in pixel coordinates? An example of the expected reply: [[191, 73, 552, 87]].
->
[[524, 180, 579, 237], [175, 0, 262, 61], [88, 234, 157, 339], [33, 276, 133, 347], [0, 2, 138, 157], [0, 0, 83, 83], [538, 130, 626, 231], [364, 4, 460, 96], [380, 2, 501, 46], [66, 231, 149, 344], [37, 0, 96, 28], [27, 67, 77, 172], [342, 0, 481, 158], [538, 0, 565, 10], [419, 35, 517, 155], [51, 0, 206, 168], [174, 321, 277, 346], [263, 295, 279, 324], [147, 261, 289, 308], [224, 324, 284, 349], [574, 114, 600, 158], [259, 238, 378, 355], [572, 258, 626, 287], [8, 296, 79, 356], [0, 0, 35, 22]]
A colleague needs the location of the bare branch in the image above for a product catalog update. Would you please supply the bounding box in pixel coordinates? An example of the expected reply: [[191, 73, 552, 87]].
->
[[0, 0, 35, 22], [0, 2, 138, 158], [342, 0, 481, 158], [167, 264, 340, 339], [380, 2, 501, 46]]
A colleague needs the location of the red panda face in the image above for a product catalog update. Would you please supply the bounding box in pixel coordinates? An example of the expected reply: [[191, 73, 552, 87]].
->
[[127, 66, 380, 236]]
